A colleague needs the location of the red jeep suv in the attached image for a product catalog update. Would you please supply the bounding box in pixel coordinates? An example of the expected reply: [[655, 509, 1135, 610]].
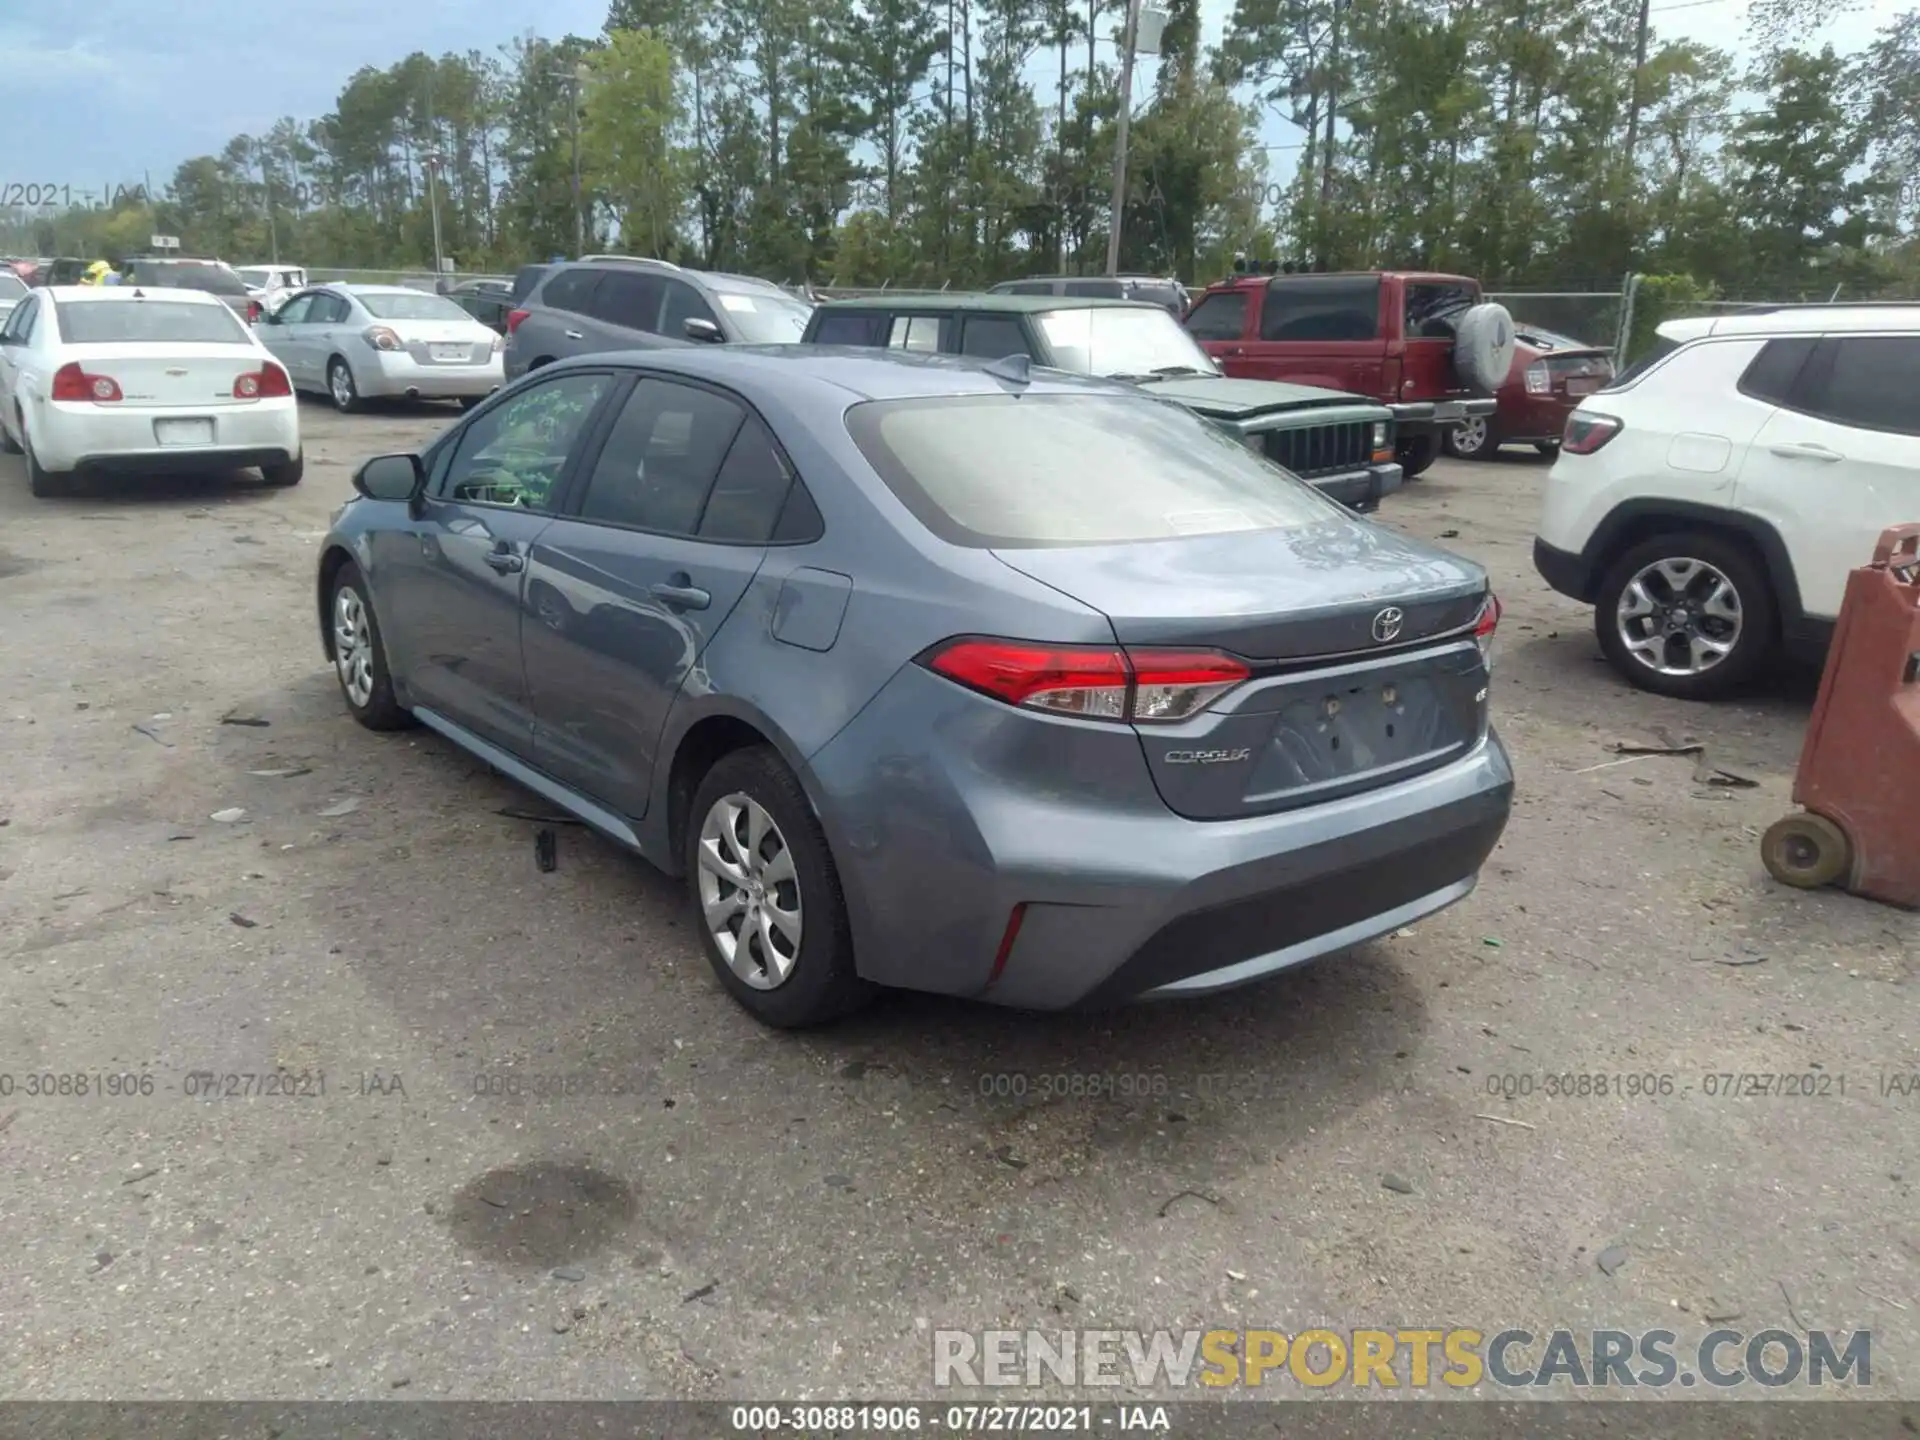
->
[[1184, 269, 1513, 478]]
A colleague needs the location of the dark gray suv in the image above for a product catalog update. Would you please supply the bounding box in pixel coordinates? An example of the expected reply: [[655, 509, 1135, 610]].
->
[[504, 257, 813, 381]]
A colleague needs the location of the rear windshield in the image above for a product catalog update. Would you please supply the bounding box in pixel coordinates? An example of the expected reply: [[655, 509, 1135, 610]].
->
[[134, 263, 249, 296], [359, 292, 471, 322], [0, 273, 25, 300], [57, 299, 248, 344], [845, 392, 1335, 549]]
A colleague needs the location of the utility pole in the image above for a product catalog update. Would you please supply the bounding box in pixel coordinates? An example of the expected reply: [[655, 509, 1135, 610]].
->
[[256, 141, 279, 263], [1318, 0, 1344, 264], [1105, 0, 1139, 276], [545, 57, 587, 255], [1622, 0, 1652, 177], [424, 153, 446, 282]]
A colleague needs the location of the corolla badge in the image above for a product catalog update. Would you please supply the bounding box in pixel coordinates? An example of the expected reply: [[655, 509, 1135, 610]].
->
[[1371, 606, 1405, 643], [1165, 748, 1252, 765]]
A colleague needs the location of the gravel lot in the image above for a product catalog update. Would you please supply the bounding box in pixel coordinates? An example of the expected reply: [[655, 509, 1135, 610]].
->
[[0, 403, 1914, 1403]]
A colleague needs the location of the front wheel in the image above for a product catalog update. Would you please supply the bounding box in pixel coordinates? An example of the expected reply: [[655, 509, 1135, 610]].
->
[[327, 358, 363, 414], [1593, 532, 1777, 700], [1397, 434, 1437, 479], [1443, 416, 1493, 459], [686, 746, 873, 1028], [328, 561, 414, 730]]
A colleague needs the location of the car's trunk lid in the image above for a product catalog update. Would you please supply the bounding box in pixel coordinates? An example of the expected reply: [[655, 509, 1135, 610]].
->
[[993, 520, 1491, 819], [59, 343, 271, 408], [388, 320, 494, 365]]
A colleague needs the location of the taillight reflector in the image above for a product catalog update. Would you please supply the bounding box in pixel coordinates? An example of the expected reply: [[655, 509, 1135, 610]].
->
[[234, 364, 292, 399], [921, 639, 1251, 724], [1474, 593, 1502, 666], [1562, 412, 1621, 455], [51, 362, 121, 402]]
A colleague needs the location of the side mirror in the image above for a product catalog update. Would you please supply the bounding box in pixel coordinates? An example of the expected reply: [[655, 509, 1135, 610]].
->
[[684, 317, 723, 343], [354, 453, 424, 503]]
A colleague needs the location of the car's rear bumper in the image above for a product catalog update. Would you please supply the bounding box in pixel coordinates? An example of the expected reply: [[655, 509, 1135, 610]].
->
[[1533, 535, 1595, 601], [359, 352, 504, 400], [1308, 462, 1402, 512], [28, 399, 299, 473], [1392, 397, 1497, 432], [805, 664, 1514, 1011]]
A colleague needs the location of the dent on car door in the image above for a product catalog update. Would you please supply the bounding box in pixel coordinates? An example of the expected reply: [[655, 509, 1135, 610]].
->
[[372, 370, 619, 755], [522, 376, 783, 818]]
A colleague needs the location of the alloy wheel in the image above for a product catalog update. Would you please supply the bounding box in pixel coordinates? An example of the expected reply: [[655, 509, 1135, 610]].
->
[[696, 793, 803, 990], [330, 363, 355, 410], [1450, 416, 1489, 456], [1614, 556, 1743, 678], [333, 586, 376, 707]]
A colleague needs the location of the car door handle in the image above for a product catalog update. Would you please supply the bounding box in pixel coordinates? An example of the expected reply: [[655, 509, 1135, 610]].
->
[[1220, 346, 1243, 356], [1770, 442, 1843, 462], [649, 581, 710, 610], [484, 549, 525, 574], [564, 330, 583, 340]]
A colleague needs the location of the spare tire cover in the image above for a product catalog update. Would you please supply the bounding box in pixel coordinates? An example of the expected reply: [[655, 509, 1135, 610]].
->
[[1453, 302, 1517, 393]]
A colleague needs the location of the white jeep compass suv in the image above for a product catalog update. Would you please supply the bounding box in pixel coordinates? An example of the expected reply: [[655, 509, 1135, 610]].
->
[[1533, 304, 1920, 700]]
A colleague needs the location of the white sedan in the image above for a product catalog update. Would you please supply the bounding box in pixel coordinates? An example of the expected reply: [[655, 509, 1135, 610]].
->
[[254, 283, 504, 412], [0, 285, 302, 498]]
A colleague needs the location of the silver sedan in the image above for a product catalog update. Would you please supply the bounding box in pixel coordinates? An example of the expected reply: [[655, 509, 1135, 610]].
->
[[253, 283, 504, 412]]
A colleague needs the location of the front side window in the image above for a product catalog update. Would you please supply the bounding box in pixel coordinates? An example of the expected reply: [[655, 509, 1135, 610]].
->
[[846, 392, 1336, 549], [309, 294, 351, 325], [574, 379, 747, 534], [661, 280, 721, 338], [441, 372, 614, 509], [274, 294, 315, 325]]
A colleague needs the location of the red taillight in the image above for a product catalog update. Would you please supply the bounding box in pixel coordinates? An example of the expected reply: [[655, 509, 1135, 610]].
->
[[506, 309, 529, 335], [235, 364, 291, 399], [921, 639, 1250, 723], [51, 362, 122, 402], [1474, 592, 1502, 667], [247, 300, 262, 323], [1562, 412, 1621, 455]]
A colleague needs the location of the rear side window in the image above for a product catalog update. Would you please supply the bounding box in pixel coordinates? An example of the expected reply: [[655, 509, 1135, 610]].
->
[[537, 269, 601, 315], [575, 378, 746, 534], [1064, 280, 1121, 298], [959, 316, 1032, 359], [698, 418, 796, 544], [845, 393, 1335, 549], [1259, 277, 1380, 342], [812, 311, 885, 346], [999, 282, 1053, 295], [1793, 337, 1920, 437], [1404, 281, 1477, 339], [888, 315, 945, 353], [1606, 334, 1683, 388], [1184, 292, 1247, 341], [56, 299, 247, 344], [1737, 337, 1817, 405]]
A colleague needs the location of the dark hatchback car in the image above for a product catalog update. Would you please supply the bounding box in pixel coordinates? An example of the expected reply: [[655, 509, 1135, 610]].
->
[[317, 347, 1512, 1027], [125, 258, 260, 322], [805, 294, 1403, 511]]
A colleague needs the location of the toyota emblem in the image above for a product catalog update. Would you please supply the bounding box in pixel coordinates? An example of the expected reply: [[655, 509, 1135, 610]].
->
[[1371, 607, 1405, 643]]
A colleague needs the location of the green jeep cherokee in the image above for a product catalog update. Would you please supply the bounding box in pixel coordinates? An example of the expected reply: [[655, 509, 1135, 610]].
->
[[801, 293, 1403, 511]]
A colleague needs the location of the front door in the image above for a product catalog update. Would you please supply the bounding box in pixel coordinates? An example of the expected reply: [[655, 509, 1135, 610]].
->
[[371, 369, 621, 755], [523, 376, 789, 817], [1237, 274, 1385, 393]]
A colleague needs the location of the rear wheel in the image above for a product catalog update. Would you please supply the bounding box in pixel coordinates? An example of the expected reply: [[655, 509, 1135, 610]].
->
[[327, 358, 363, 414], [0, 411, 20, 455], [1443, 416, 1493, 459], [1593, 532, 1776, 700], [22, 423, 71, 498], [1397, 434, 1438, 479], [262, 455, 304, 487], [686, 746, 873, 1028]]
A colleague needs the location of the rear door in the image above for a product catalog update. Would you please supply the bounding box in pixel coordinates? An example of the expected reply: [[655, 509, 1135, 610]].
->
[[522, 376, 779, 815], [369, 369, 621, 753], [1238, 275, 1385, 394], [1737, 333, 1920, 619], [586, 270, 671, 353]]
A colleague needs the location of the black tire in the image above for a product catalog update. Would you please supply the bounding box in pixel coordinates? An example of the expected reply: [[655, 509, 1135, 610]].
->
[[262, 454, 304, 487], [327, 357, 363, 414], [459, 396, 484, 412], [685, 745, 873, 1028], [1397, 434, 1438, 479], [326, 560, 414, 731], [22, 423, 71, 497], [1535, 441, 1561, 459], [0, 411, 20, 455], [1592, 531, 1777, 700]]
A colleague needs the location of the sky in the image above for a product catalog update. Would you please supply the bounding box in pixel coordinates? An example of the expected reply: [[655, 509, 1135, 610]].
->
[[0, 0, 1906, 206]]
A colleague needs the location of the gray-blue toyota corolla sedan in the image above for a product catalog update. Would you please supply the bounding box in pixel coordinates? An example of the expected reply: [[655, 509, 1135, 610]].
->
[[317, 346, 1513, 1027]]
